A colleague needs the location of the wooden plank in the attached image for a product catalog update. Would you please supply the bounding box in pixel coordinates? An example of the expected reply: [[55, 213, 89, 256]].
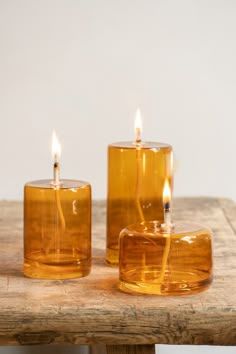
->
[[90, 344, 106, 354], [0, 198, 235, 346], [106, 344, 155, 354]]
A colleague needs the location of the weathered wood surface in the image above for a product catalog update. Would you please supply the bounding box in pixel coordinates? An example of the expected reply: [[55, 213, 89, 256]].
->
[[106, 344, 156, 354], [0, 198, 235, 346]]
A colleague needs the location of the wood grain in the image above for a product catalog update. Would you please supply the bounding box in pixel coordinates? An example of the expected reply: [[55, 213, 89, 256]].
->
[[0, 198, 235, 346], [106, 345, 155, 354]]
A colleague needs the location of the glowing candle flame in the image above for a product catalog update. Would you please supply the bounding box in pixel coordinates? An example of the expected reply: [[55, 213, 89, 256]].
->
[[134, 108, 142, 143], [163, 179, 171, 207], [52, 130, 61, 162]]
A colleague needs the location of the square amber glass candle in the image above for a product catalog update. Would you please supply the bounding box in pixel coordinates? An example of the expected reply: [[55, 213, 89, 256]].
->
[[106, 142, 173, 266], [24, 179, 91, 279]]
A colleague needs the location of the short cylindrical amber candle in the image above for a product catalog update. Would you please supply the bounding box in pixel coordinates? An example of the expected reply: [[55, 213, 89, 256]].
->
[[24, 179, 91, 279], [119, 221, 213, 295], [106, 142, 173, 266]]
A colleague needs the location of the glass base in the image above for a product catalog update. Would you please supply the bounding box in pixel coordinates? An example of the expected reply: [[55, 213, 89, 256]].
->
[[105, 246, 119, 267], [119, 269, 212, 295], [24, 253, 91, 279]]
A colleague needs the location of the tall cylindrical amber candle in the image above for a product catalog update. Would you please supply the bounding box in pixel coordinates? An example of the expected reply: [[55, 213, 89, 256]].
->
[[24, 179, 91, 279], [106, 141, 173, 266]]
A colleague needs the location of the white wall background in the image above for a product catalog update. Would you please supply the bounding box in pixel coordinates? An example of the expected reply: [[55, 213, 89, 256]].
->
[[0, 0, 235, 201]]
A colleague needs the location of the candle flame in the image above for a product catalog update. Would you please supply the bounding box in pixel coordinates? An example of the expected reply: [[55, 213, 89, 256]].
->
[[134, 108, 142, 143], [163, 179, 171, 206], [52, 130, 61, 162]]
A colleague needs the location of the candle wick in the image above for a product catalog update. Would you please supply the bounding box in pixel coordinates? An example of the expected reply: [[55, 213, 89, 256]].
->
[[53, 161, 60, 186], [161, 202, 173, 232], [164, 201, 170, 211], [135, 146, 144, 222], [136, 128, 141, 144], [164, 209, 171, 229]]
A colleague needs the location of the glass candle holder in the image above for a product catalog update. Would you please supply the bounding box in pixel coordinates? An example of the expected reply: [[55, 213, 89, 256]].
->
[[24, 179, 91, 279], [106, 142, 173, 266], [119, 221, 213, 295]]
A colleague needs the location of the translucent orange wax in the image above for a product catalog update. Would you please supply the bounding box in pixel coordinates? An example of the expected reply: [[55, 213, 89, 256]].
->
[[119, 221, 213, 295], [106, 142, 173, 266], [24, 179, 91, 279]]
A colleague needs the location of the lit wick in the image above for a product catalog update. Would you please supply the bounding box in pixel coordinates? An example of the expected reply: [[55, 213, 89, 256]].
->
[[135, 108, 142, 144], [134, 108, 144, 221], [157, 178, 173, 286], [51, 130, 65, 255], [52, 130, 61, 186], [161, 179, 173, 231]]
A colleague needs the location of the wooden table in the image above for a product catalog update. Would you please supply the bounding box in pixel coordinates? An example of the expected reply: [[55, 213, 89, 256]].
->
[[0, 198, 235, 354]]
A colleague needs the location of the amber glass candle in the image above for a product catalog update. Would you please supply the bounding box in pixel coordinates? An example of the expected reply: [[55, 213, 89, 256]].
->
[[24, 130, 91, 279], [106, 142, 173, 266], [24, 179, 91, 279], [119, 221, 213, 295]]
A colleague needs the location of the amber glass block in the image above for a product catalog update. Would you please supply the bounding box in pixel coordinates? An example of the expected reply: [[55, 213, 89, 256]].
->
[[106, 142, 173, 266], [119, 221, 213, 295], [24, 179, 91, 279]]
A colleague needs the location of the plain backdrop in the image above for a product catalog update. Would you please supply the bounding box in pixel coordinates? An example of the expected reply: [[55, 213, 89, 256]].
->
[[0, 0, 235, 202], [0, 2, 235, 354]]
